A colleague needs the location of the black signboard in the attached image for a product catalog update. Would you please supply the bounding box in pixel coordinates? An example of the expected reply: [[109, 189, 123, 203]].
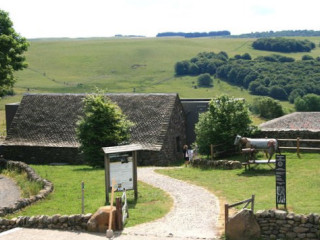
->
[[275, 155, 286, 209]]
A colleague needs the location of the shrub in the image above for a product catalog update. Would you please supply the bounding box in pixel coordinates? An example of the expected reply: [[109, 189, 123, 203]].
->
[[76, 92, 133, 167], [195, 95, 254, 156], [197, 73, 213, 87]]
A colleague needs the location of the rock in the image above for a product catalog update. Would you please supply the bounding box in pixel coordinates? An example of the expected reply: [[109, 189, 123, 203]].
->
[[87, 206, 117, 233], [226, 209, 261, 240]]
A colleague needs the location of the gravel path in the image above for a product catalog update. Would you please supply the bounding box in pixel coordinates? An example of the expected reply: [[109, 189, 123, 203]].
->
[[0, 174, 21, 208], [123, 167, 220, 239]]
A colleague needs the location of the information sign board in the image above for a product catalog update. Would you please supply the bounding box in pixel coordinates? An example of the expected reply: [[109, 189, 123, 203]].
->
[[275, 154, 286, 209], [109, 154, 133, 191]]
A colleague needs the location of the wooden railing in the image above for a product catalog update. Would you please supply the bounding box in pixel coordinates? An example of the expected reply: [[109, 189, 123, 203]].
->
[[278, 138, 320, 157], [225, 195, 255, 233]]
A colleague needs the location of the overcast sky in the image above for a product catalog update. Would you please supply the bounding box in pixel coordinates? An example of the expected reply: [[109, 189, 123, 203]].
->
[[1, 0, 320, 38]]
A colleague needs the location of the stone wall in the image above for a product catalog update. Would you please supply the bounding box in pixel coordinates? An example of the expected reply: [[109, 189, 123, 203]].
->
[[0, 159, 53, 217], [0, 214, 92, 233], [190, 159, 242, 170], [255, 210, 320, 240], [161, 96, 187, 166], [257, 130, 320, 148], [2, 146, 84, 165]]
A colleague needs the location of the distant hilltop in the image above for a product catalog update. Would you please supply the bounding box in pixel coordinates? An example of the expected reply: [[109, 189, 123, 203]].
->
[[115, 34, 146, 38], [156, 31, 230, 38], [157, 30, 320, 38]]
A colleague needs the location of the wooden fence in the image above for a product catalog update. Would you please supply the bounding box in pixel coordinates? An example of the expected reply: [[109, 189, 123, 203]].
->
[[278, 138, 320, 157], [225, 195, 255, 233]]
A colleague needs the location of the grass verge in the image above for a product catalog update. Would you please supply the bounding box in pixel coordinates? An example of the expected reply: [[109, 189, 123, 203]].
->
[[157, 152, 320, 214], [0, 169, 43, 198], [6, 165, 173, 227]]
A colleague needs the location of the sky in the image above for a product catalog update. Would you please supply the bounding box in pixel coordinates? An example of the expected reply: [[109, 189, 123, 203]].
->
[[1, 0, 320, 39]]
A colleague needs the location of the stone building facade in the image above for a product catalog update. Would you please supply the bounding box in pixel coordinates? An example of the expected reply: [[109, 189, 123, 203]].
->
[[2, 93, 187, 166]]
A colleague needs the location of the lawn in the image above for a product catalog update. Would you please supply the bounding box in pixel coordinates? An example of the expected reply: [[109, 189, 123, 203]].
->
[[7, 165, 173, 227], [157, 152, 320, 214]]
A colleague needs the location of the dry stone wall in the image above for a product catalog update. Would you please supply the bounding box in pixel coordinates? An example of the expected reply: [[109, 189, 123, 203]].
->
[[0, 159, 53, 217], [190, 159, 242, 169], [0, 214, 92, 233], [255, 210, 320, 239]]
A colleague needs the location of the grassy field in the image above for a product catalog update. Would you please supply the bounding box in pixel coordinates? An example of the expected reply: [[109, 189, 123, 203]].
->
[[4, 36, 319, 134], [157, 152, 320, 214], [6, 165, 173, 227]]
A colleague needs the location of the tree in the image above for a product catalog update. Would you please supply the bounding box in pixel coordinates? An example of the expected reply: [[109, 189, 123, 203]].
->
[[197, 73, 213, 87], [250, 97, 284, 119], [294, 94, 320, 111], [76, 92, 134, 167], [174, 60, 190, 75], [269, 86, 288, 100], [0, 10, 29, 96], [195, 95, 254, 156]]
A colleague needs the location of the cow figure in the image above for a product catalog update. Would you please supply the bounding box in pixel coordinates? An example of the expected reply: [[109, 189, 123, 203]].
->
[[234, 135, 280, 162]]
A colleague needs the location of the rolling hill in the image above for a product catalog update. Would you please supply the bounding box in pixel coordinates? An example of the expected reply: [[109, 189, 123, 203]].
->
[[2, 36, 320, 134]]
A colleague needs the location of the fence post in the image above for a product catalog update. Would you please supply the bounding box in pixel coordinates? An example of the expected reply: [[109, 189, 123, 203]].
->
[[81, 181, 85, 214], [116, 197, 123, 230], [251, 195, 255, 213], [297, 137, 300, 158], [225, 204, 229, 233]]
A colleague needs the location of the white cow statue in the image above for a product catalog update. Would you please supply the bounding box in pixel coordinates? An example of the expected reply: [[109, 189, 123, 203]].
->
[[234, 135, 280, 162]]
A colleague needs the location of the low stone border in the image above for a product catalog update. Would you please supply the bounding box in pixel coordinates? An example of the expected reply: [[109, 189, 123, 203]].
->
[[190, 159, 242, 169], [0, 214, 92, 233], [255, 210, 320, 239], [0, 158, 54, 217]]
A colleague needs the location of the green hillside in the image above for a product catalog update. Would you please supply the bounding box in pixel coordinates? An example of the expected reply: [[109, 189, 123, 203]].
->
[[2, 36, 320, 134]]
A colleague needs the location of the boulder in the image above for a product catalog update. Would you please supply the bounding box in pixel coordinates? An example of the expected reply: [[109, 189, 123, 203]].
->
[[226, 209, 261, 240], [87, 206, 117, 233]]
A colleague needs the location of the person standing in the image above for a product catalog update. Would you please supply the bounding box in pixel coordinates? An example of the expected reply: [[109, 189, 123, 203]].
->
[[183, 144, 189, 167]]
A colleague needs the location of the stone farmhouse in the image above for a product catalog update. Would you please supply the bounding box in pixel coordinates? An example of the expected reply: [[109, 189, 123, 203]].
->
[[258, 112, 320, 148], [2, 93, 188, 166]]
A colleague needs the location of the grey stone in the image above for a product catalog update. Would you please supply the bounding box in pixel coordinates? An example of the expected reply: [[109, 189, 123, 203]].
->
[[226, 209, 261, 240], [286, 232, 297, 239], [275, 210, 287, 220], [293, 226, 309, 233]]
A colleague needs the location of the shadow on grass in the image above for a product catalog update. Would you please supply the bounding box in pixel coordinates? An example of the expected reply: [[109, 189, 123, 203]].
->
[[72, 167, 103, 172], [237, 168, 275, 177]]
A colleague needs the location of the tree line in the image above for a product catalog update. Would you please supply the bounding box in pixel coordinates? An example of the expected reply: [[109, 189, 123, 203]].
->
[[252, 38, 316, 53], [233, 30, 320, 38], [175, 51, 320, 109], [156, 31, 230, 38]]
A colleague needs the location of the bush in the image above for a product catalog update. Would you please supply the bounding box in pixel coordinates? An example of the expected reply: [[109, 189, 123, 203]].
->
[[195, 95, 254, 156], [76, 92, 133, 167], [197, 73, 213, 87], [250, 97, 284, 119], [294, 94, 320, 111]]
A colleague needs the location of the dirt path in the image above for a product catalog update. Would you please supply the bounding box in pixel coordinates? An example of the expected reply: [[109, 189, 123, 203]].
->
[[0, 174, 21, 208], [123, 167, 220, 239]]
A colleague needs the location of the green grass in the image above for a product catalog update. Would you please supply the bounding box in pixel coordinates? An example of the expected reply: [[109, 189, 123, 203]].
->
[[6, 165, 173, 227], [0, 169, 43, 198], [157, 152, 320, 214]]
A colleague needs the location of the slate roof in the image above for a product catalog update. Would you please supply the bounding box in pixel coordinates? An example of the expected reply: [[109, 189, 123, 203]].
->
[[4, 93, 179, 149], [259, 112, 320, 131]]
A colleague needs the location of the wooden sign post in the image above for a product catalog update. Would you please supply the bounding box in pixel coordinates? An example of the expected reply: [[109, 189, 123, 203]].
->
[[275, 154, 286, 209]]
